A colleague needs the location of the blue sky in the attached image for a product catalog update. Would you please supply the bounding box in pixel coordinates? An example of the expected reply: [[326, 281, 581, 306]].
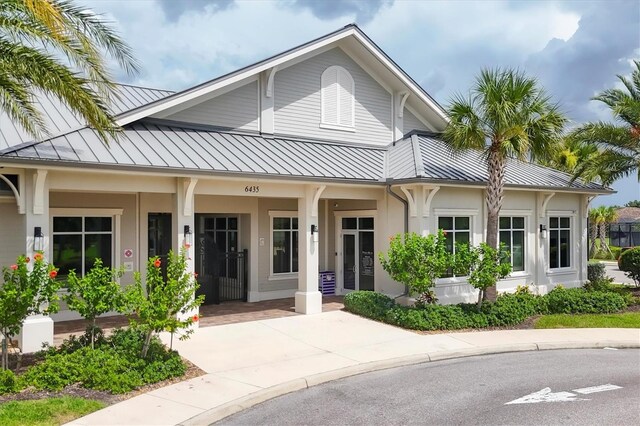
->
[[89, 0, 639, 206]]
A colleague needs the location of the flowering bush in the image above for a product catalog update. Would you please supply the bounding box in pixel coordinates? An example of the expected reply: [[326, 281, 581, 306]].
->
[[126, 249, 204, 358], [0, 253, 60, 370]]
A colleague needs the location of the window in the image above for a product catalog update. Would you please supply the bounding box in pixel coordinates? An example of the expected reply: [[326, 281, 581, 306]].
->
[[52, 216, 113, 277], [499, 217, 525, 272], [549, 217, 571, 269], [438, 216, 471, 278], [272, 216, 298, 275], [438, 216, 471, 254], [321, 65, 355, 129]]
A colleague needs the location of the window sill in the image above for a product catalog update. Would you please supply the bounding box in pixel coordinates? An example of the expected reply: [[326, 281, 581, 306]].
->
[[546, 268, 577, 276], [319, 122, 356, 133], [504, 272, 531, 279], [268, 273, 298, 281], [436, 277, 469, 286]]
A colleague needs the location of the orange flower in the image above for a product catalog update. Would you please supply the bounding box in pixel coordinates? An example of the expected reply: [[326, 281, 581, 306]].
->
[[192, 314, 199, 322], [49, 270, 58, 279], [442, 231, 448, 236], [25, 257, 30, 263], [194, 272, 198, 278], [34, 253, 43, 261], [153, 259, 161, 268], [184, 243, 191, 249], [10, 264, 17, 271]]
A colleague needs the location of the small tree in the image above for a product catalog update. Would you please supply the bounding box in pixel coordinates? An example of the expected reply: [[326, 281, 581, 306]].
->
[[64, 258, 124, 349], [458, 243, 512, 309], [0, 253, 60, 370], [127, 249, 204, 358], [619, 247, 640, 287], [379, 231, 450, 305]]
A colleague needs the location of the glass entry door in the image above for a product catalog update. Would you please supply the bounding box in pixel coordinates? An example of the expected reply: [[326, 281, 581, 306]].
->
[[342, 233, 356, 290], [339, 217, 374, 292]]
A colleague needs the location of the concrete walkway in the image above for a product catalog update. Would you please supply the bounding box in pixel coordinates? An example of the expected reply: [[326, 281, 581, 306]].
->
[[69, 311, 640, 426]]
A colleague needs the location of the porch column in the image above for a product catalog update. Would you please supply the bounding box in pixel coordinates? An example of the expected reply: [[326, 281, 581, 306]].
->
[[174, 177, 199, 330], [19, 169, 54, 353], [296, 185, 325, 314]]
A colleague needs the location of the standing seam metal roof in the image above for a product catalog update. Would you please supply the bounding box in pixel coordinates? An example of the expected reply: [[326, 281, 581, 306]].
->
[[0, 84, 174, 151], [0, 125, 610, 192], [1, 121, 387, 182]]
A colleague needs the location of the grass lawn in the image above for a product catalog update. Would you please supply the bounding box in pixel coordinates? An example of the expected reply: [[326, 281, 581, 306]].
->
[[0, 397, 105, 426], [535, 312, 640, 329]]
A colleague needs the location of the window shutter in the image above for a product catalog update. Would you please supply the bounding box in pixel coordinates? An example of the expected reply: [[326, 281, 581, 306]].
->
[[337, 68, 354, 127], [321, 67, 338, 125]]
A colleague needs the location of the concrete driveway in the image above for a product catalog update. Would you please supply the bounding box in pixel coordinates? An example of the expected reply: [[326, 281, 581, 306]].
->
[[68, 310, 640, 426], [604, 262, 636, 285]]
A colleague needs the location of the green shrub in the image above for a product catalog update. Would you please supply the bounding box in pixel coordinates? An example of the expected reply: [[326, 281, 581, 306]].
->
[[619, 247, 640, 286], [21, 327, 186, 394], [611, 246, 622, 260], [587, 262, 607, 283], [0, 369, 18, 394], [484, 292, 545, 326], [343, 291, 395, 320], [546, 287, 627, 314], [384, 306, 428, 330]]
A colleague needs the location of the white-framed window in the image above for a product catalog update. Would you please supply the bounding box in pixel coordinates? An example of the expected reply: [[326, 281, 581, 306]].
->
[[499, 216, 526, 272], [270, 213, 299, 276], [549, 216, 571, 269], [52, 216, 114, 277], [438, 216, 471, 254], [438, 216, 471, 278], [320, 65, 355, 130]]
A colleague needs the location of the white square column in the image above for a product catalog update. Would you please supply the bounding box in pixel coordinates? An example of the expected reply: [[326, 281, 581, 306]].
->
[[295, 185, 325, 314], [173, 177, 199, 331], [19, 169, 54, 353]]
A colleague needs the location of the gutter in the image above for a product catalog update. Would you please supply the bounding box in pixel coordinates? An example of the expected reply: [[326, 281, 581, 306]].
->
[[386, 184, 409, 296]]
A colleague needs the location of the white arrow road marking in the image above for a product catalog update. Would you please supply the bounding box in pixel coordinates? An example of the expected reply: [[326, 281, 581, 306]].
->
[[573, 384, 623, 394], [505, 387, 588, 405]]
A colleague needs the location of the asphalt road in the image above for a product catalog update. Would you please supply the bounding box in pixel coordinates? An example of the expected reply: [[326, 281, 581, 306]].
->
[[218, 349, 640, 426]]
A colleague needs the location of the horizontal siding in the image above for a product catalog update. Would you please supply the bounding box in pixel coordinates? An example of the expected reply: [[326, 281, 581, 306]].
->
[[274, 47, 392, 145], [403, 108, 429, 133], [167, 81, 259, 131]]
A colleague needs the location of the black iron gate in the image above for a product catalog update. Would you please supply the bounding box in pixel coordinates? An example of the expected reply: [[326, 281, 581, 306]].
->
[[196, 249, 248, 305], [216, 249, 248, 303]]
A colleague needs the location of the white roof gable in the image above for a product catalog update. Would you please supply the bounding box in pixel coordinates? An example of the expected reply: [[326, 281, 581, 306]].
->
[[116, 24, 449, 131]]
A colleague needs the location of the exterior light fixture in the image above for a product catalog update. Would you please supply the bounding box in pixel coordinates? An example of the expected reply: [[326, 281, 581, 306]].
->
[[184, 225, 193, 246], [311, 224, 318, 235], [34, 226, 45, 251], [539, 224, 547, 239]]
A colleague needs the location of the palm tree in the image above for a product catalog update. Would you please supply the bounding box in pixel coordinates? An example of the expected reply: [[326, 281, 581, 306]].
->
[[572, 61, 640, 186], [0, 0, 139, 143], [598, 206, 618, 257], [588, 208, 601, 258], [443, 68, 566, 300]]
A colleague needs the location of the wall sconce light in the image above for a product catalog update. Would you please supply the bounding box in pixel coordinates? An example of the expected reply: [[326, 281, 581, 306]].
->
[[34, 226, 45, 252], [539, 224, 547, 239], [311, 224, 319, 242], [184, 225, 193, 246]]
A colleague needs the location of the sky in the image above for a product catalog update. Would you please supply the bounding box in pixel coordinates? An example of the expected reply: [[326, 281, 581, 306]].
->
[[87, 0, 640, 206]]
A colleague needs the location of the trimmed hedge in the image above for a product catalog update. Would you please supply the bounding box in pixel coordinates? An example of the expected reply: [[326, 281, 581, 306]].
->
[[545, 287, 627, 314], [619, 247, 640, 286], [343, 286, 627, 331]]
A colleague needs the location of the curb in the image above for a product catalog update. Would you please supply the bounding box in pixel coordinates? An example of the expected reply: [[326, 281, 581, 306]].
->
[[179, 340, 640, 425]]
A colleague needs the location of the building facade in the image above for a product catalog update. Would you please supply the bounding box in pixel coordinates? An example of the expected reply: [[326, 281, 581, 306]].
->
[[0, 25, 610, 351]]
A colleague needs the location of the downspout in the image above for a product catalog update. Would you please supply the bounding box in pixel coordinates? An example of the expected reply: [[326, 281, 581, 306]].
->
[[386, 184, 409, 296]]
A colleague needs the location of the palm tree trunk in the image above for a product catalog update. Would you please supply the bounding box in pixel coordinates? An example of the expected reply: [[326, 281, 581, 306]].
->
[[599, 222, 612, 256], [589, 221, 598, 258], [484, 147, 506, 301]]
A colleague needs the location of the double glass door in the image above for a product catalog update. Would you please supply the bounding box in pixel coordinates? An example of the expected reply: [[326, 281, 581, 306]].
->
[[340, 217, 374, 292]]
